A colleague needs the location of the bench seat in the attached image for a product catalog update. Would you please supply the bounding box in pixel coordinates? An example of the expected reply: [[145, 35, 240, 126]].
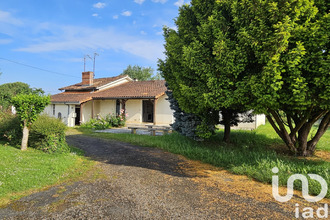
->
[[128, 126, 172, 136]]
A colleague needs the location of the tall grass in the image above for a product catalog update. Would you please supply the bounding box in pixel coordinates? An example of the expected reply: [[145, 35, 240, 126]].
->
[[77, 124, 329, 198]]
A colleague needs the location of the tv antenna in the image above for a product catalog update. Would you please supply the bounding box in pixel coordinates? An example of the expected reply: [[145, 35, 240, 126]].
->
[[93, 52, 99, 77], [84, 54, 92, 72]]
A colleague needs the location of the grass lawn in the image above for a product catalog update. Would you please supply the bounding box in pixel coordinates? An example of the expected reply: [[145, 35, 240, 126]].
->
[[74, 123, 329, 198], [0, 143, 94, 206]]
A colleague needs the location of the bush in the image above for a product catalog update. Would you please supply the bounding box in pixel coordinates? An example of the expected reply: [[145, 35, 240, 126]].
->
[[80, 118, 111, 130], [81, 112, 126, 130], [0, 111, 22, 144], [29, 115, 69, 153], [106, 113, 126, 127]]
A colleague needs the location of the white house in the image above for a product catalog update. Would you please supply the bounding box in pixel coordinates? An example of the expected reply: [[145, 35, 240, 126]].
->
[[44, 71, 265, 129], [44, 72, 174, 127]]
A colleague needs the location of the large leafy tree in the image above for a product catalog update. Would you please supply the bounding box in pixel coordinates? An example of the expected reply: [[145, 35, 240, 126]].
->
[[160, 0, 329, 156], [0, 82, 44, 111], [11, 94, 50, 151], [121, 65, 161, 81], [159, 0, 253, 142], [234, 0, 329, 156]]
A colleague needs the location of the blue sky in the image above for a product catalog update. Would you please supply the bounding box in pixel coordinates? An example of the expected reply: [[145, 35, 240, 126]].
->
[[0, 0, 188, 94]]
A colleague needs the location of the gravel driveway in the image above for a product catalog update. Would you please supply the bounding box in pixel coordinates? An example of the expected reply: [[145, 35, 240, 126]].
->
[[0, 134, 318, 219]]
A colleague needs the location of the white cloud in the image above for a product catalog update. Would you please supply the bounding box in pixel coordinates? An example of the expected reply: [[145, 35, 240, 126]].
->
[[113, 15, 119, 19], [174, 0, 184, 7], [140, 31, 147, 35], [152, 0, 168, 3], [92, 13, 99, 17], [0, 10, 23, 25], [93, 2, 106, 9], [134, 0, 145, 4], [0, 39, 13, 44], [15, 25, 164, 62], [121, 11, 132, 16]]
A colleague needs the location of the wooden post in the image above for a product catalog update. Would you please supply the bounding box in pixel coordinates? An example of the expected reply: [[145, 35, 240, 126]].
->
[[120, 99, 128, 114], [153, 98, 157, 125]]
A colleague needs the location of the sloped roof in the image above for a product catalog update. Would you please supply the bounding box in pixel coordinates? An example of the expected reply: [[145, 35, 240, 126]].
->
[[59, 75, 126, 91], [92, 80, 166, 99], [51, 80, 167, 104], [51, 92, 93, 104]]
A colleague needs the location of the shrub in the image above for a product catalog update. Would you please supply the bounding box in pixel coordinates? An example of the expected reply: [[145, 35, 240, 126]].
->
[[0, 111, 22, 144], [81, 112, 126, 130], [29, 115, 69, 153], [80, 117, 111, 130]]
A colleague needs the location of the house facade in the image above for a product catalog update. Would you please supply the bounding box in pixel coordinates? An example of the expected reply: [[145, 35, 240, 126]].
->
[[43, 72, 174, 127]]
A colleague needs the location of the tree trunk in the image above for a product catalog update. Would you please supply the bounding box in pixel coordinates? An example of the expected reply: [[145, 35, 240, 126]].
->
[[266, 112, 297, 154], [267, 110, 329, 157], [306, 112, 330, 155], [222, 109, 231, 143], [21, 120, 29, 151], [223, 122, 231, 143], [297, 123, 313, 156]]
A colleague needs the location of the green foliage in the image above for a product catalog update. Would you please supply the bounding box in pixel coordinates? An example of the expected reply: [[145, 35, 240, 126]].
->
[[233, 0, 330, 155], [232, 0, 329, 112], [81, 118, 111, 130], [121, 65, 162, 81], [29, 115, 69, 153], [165, 85, 205, 140], [0, 111, 22, 144], [159, 0, 254, 142], [0, 82, 44, 111], [11, 94, 50, 127], [81, 112, 126, 130]]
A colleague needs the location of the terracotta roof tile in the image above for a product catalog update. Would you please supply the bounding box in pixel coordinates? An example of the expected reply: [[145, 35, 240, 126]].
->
[[93, 80, 166, 99], [51, 79, 167, 104], [51, 92, 93, 104], [59, 75, 126, 91]]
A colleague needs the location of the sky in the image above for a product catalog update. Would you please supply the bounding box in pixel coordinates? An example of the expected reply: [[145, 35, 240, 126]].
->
[[0, 0, 188, 94]]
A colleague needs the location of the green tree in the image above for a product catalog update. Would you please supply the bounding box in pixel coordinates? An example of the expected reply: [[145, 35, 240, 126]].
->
[[11, 94, 50, 151], [121, 65, 162, 81], [160, 0, 329, 156], [0, 82, 44, 111], [159, 0, 253, 142], [234, 0, 329, 156]]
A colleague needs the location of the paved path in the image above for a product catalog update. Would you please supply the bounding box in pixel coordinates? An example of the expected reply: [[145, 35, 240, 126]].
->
[[0, 135, 319, 219]]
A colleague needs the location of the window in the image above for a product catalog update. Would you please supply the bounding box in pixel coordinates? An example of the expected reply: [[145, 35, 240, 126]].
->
[[58, 112, 62, 119], [52, 104, 55, 115]]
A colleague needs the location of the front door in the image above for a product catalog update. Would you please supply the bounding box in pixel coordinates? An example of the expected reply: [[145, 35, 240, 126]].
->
[[142, 100, 154, 123], [75, 106, 81, 125]]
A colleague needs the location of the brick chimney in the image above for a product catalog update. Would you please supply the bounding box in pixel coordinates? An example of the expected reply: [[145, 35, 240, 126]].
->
[[82, 71, 94, 86]]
